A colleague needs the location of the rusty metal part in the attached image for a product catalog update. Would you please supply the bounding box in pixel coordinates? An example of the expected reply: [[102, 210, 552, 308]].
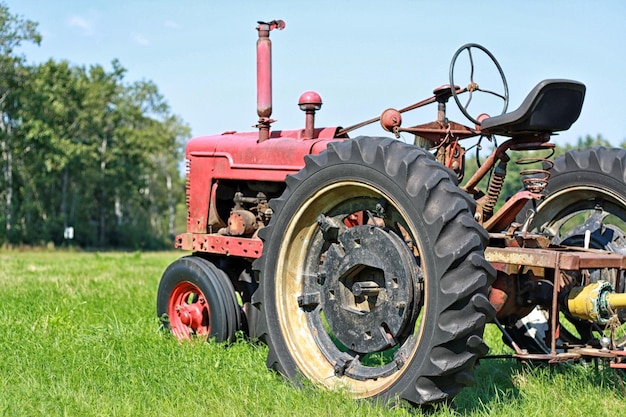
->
[[487, 244, 626, 358], [489, 268, 552, 322], [446, 141, 466, 179], [516, 147, 555, 193], [513, 352, 581, 363], [434, 84, 454, 128], [487, 347, 626, 365], [337, 94, 438, 136], [208, 181, 226, 231], [343, 211, 364, 228], [227, 210, 258, 236], [489, 272, 536, 321], [485, 343, 626, 365], [489, 231, 552, 249], [480, 190, 543, 232], [488, 285, 508, 315], [609, 350, 626, 368], [511, 347, 626, 365], [380, 108, 402, 135], [463, 136, 551, 196], [549, 252, 562, 355], [570, 347, 616, 359], [400, 120, 478, 143], [339, 83, 481, 142], [485, 246, 626, 271], [175, 232, 263, 258]]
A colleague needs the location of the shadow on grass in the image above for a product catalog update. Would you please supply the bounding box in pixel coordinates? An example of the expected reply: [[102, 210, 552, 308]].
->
[[452, 357, 523, 413], [452, 355, 626, 414]]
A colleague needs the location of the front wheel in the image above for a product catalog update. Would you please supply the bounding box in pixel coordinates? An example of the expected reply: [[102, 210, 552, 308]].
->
[[254, 137, 494, 406], [157, 256, 241, 342]]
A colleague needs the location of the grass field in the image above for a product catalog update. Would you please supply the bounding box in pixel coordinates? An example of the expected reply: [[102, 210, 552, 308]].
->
[[0, 251, 624, 416]]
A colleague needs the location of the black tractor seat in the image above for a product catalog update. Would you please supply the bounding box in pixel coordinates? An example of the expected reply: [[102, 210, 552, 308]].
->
[[480, 79, 586, 137]]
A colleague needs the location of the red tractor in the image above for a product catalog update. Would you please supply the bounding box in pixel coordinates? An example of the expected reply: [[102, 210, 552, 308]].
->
[[157, 20, 626, 406]]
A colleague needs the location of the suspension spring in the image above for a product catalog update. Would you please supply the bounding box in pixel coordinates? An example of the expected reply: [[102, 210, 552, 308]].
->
[[516, 147, 555, 193], [484, 160, 508, 219]]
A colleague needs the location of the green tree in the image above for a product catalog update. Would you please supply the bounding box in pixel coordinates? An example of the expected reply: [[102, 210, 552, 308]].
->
[[15, 60, 85, 244], [0, 2, 41, 244], [561, 134, 611, 152], [0, 2, 190, 248], [17, 59, 189, 248]]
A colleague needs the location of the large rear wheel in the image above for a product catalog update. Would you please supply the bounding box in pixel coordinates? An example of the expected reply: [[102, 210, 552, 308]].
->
[[254, 137, 494, 406]]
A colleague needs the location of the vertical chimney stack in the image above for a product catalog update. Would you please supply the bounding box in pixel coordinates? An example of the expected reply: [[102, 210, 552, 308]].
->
[[255, 20, 285, 142]]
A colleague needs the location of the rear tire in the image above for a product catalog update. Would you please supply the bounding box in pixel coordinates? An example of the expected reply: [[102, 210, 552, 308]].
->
[[511, 147, 626, 352], [254, 137, 494, 406]]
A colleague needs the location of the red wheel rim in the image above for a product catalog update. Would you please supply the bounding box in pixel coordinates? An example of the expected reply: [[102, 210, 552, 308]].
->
[[168, 281, 211, 340]]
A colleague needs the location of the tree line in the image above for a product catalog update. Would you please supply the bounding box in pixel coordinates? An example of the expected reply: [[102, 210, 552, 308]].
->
[[0, 4, 189, 249]]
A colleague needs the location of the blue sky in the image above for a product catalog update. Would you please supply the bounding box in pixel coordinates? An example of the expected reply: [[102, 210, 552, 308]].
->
[[8, 1, 626, 147]]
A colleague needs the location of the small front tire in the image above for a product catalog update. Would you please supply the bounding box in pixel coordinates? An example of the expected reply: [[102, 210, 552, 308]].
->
[[157, 256, 241, 343]]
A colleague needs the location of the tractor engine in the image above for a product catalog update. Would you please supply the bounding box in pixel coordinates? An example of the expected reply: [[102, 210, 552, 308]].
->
[[174, 20, 346, 258]]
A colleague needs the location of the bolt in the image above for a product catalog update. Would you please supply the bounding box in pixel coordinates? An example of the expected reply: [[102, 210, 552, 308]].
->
[[297, 292, 321, 308], [352, 281, 380, 297], [600, 336, 611, 352], [394, 352, 407, 369], [333, 356, 352, 376]]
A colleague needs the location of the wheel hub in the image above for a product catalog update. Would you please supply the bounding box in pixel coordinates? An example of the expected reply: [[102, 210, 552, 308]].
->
[[321, 225, 420, 353], [168, 283, 210, 338], [177, 302, 204, 328]]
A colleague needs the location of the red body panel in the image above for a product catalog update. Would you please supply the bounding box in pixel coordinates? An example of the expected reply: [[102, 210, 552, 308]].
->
[[185, 127, 345, 234]]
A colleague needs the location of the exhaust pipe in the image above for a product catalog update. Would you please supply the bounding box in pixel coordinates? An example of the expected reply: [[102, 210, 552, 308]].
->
[[255, 20, 285, 142]]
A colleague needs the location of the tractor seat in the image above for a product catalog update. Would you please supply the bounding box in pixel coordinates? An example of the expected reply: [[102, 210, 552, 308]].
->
[[480, 79, 586, 136]]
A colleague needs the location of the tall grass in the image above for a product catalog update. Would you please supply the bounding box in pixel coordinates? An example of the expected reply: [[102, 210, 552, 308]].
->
[[0, 251, 623, 416]]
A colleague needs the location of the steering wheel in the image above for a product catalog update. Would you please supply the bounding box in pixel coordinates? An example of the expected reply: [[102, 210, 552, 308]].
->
[[449, 43, 509, 126]]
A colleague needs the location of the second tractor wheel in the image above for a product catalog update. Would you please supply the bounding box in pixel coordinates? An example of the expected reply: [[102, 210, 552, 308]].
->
[[512, 147, 626, 353], [254, 137, 495, 406]]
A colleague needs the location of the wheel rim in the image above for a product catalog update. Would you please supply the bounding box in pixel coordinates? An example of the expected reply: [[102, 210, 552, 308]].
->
[[529, 185, 626, 348], [274, 180, 426, 396], [168, 281, 211, 340], [532, 185, 626, 245]]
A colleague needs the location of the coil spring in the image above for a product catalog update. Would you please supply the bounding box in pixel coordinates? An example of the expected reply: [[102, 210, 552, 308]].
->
[[484, 168, 505, 218], [516, 148, 555, 193]]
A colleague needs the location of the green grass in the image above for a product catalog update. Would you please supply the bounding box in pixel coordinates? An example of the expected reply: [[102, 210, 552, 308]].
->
[[0, 251, 624, 416]]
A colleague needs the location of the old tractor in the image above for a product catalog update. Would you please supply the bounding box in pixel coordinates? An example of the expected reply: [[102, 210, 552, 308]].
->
[[156, 20, 626, 406]]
